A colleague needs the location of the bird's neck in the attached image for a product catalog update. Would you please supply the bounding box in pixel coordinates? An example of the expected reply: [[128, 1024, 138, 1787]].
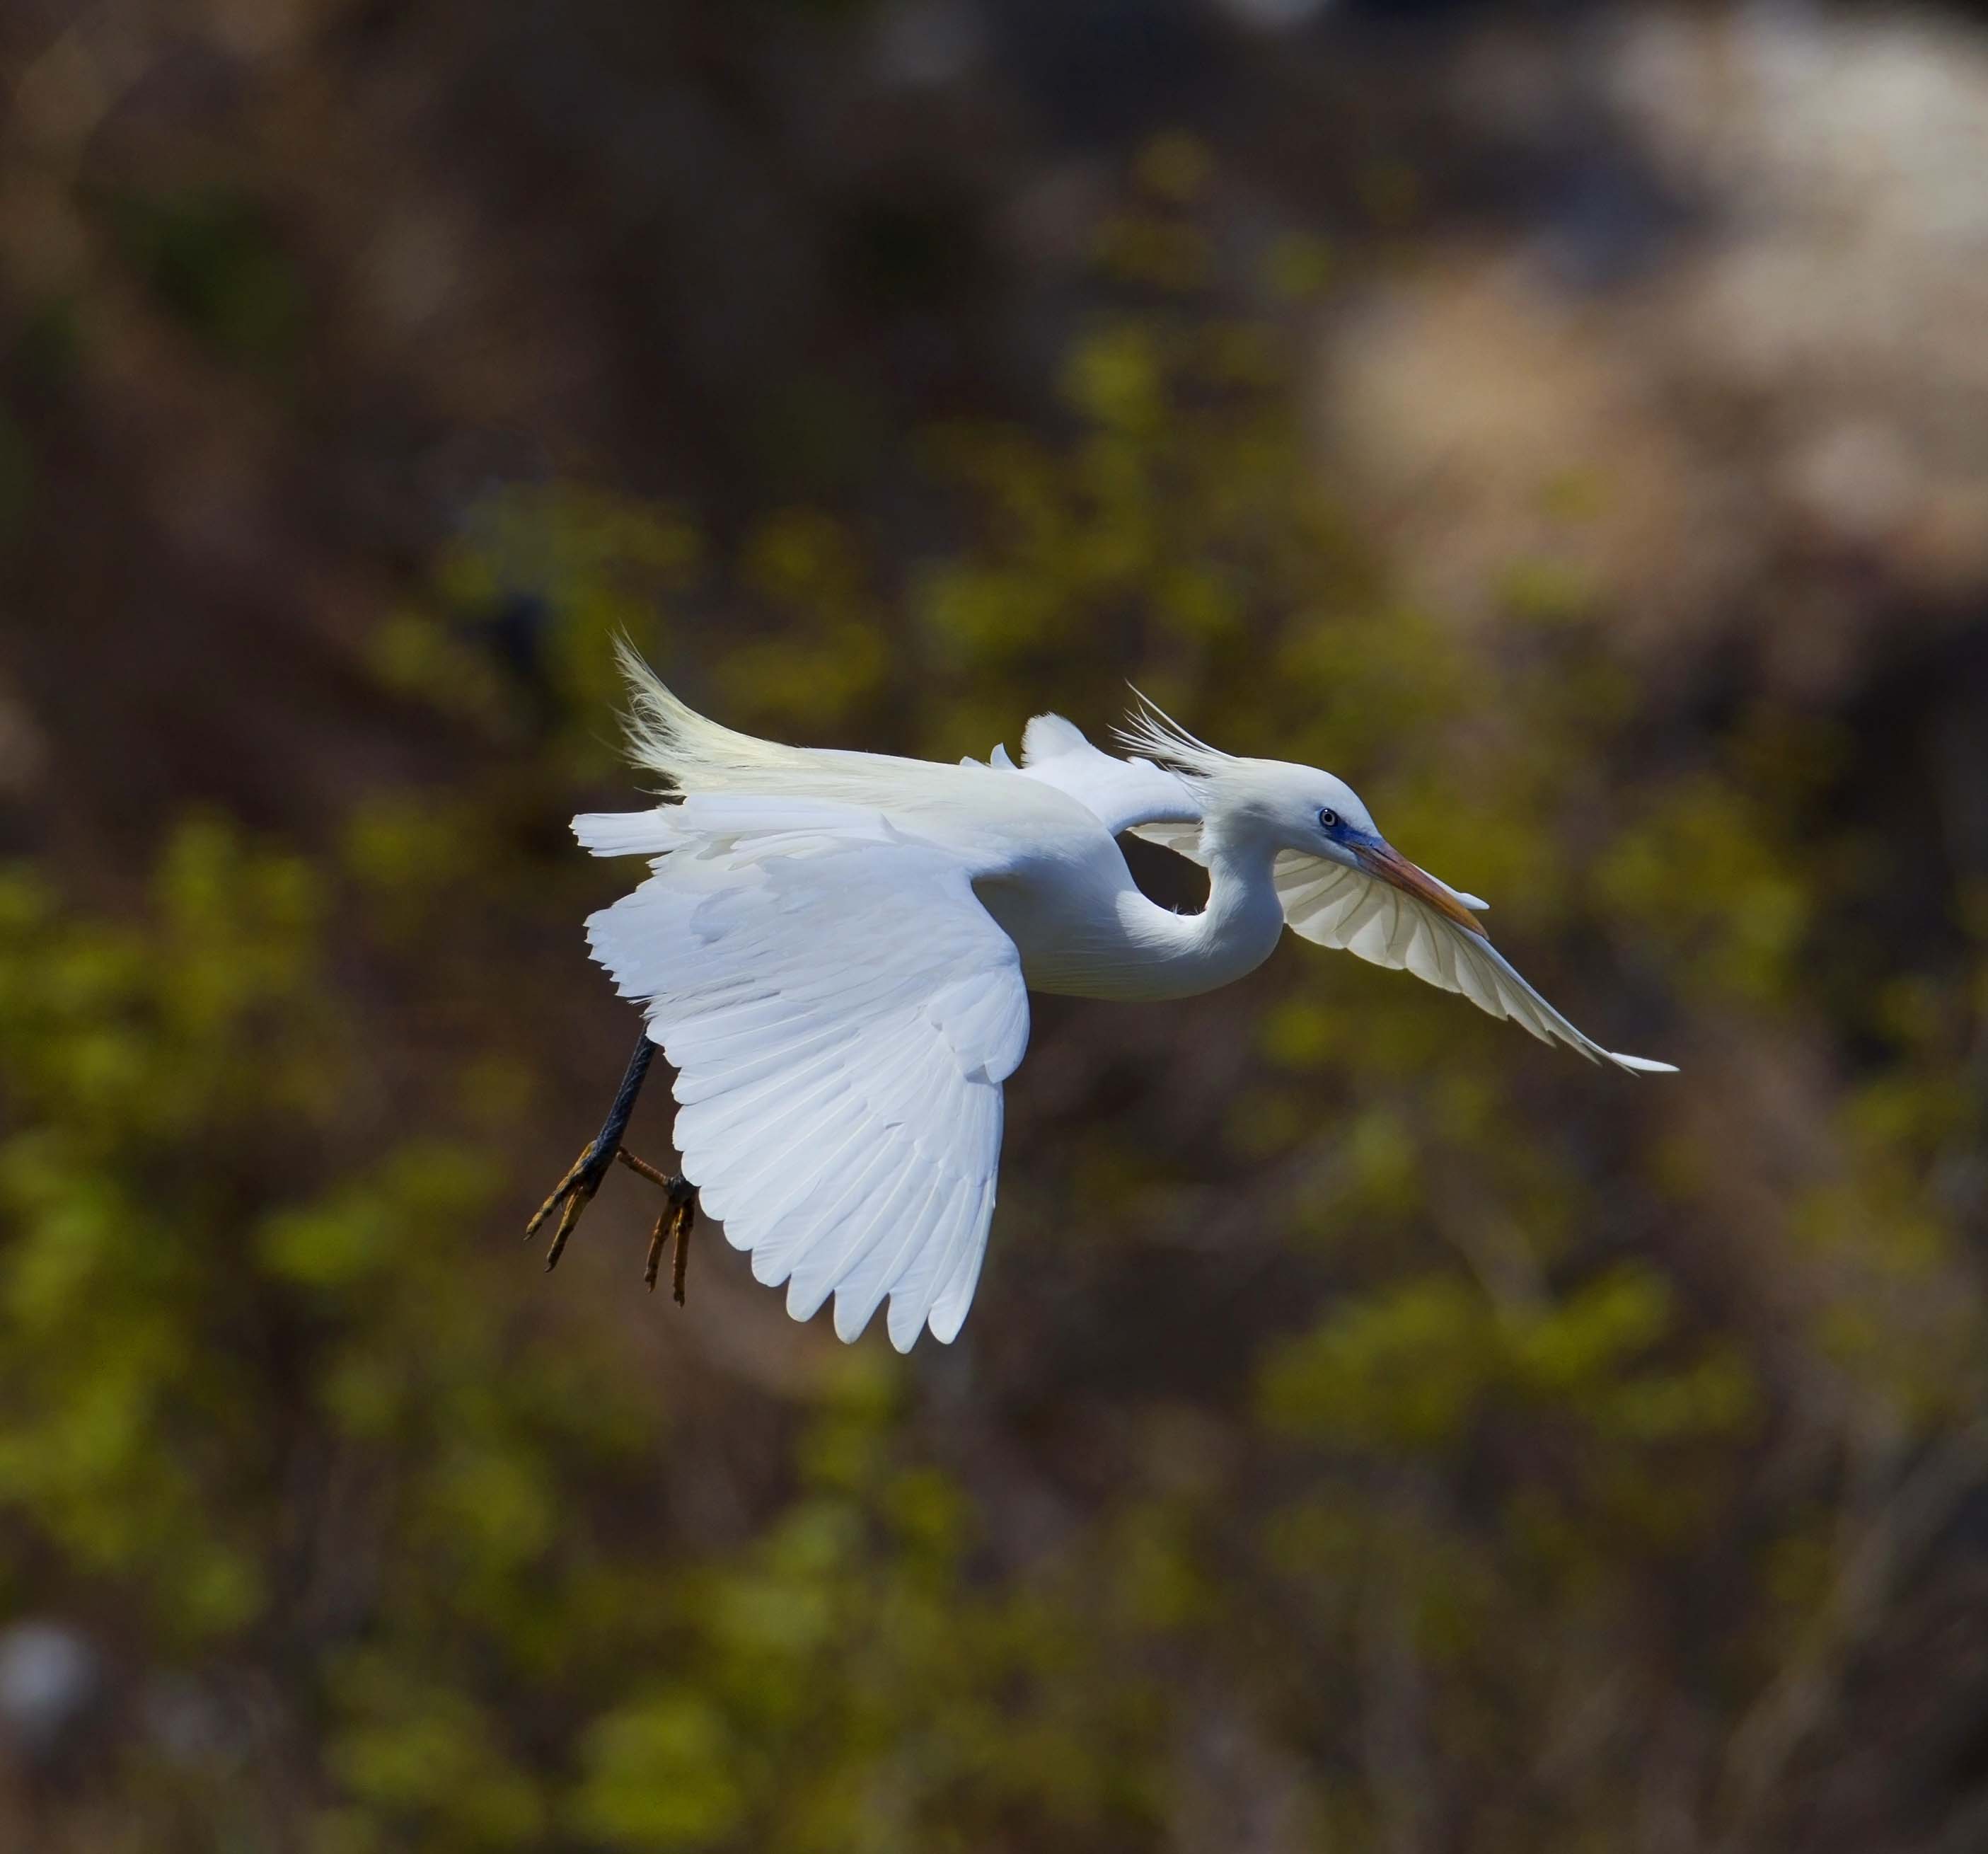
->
[[1114, 829, 1287, 1001]]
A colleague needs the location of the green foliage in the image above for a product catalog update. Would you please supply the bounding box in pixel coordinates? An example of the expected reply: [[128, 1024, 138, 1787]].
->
[[1261, 1264, 1755, 1464]]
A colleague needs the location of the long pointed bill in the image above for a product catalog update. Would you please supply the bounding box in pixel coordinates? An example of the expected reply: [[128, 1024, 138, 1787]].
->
[[1353, 839, 1487, 936]]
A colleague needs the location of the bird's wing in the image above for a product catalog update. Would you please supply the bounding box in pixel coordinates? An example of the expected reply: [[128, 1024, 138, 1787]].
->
[[966, 713, 1201, 837], [1273, 851, 1673, 1074], [577, 799, 1031, 1349], [1128, 819, 1210, 867]]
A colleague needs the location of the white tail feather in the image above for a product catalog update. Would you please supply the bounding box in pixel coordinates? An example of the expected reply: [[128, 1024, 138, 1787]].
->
[[616, 638, 814, 790]]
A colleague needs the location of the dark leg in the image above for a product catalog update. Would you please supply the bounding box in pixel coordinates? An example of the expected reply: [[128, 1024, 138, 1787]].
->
[[527, 1034, 654, 1271], [620, 1152, 698, 1301], [526, 1033, 701, 1294]]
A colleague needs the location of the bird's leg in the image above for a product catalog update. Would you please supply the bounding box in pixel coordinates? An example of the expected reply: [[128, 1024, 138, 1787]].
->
[[618, 1151, 698, 1302], [526, 1034, 655, 1271], [526, 1032, 700, 1294]]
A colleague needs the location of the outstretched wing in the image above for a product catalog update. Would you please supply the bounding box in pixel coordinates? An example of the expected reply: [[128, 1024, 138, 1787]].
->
[[577, 799, 1031, 1349], [1272, 851, 1672, 1073]]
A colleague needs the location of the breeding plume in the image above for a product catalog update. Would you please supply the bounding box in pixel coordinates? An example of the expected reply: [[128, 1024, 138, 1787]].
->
[[529, 649, 1673, 1349]]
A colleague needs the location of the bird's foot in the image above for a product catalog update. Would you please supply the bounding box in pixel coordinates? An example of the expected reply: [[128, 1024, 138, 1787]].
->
[[618, 1153, 698, 1302], [526, 1134, 622, 1272], [526, 1141, 697, 1299]]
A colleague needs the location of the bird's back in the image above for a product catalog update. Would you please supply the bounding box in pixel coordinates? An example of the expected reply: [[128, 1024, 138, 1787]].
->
[[617, 647, 1108, 871]]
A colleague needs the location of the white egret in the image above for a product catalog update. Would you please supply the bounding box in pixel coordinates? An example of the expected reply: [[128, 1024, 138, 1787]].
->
[[528, 647, 1674, 1349]]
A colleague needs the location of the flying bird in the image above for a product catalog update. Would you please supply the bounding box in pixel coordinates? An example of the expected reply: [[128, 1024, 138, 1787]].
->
[[528, 647, 1673, 1349]]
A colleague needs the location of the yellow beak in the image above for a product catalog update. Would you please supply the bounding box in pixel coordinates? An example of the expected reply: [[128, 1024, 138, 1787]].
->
[[1352, 839, 1487, 937]]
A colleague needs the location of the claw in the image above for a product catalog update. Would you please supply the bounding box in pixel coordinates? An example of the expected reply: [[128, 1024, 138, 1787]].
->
[[620, 1151, 696, 1299], [641, 1175, 698, 1302], [541, 1189, 588, 1272], [525, 1148, 592, 1240], [671, 1182, 696, 1304], [528, 1137, 616, 1272], [644, 1212, 666, 1294]]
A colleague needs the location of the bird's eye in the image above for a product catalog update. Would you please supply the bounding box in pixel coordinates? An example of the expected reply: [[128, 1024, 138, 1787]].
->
[[1318, 808, 1341, 831]]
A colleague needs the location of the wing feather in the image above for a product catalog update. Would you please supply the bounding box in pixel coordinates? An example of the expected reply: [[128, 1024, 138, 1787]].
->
[[836, 1166, 957, 1343], [582, 811, 1029, 1348], [797, 1148, 939, 1328], [1129, 819, 1210, 867], [778, 1137, 908, 1315], [886, 1175, 979, 1351], [971, 713, 1201, 837], [1272, 850, 1672, 1073], [929, 1178, 997, 1343]]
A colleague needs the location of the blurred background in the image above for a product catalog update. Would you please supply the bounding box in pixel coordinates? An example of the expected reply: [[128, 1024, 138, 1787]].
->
[[1, 0, 1986, 1847]]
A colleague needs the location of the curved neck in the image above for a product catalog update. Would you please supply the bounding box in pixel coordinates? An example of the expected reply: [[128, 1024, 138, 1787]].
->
[[1112, 831, 1287, 1001]]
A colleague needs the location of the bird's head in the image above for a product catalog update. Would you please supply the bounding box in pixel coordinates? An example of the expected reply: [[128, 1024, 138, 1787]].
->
[[1211, 760, 1487, 932], [1115, 697, 1487, 934]]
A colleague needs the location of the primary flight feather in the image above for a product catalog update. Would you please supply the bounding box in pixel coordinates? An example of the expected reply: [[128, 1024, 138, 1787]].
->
[[549, 647, 1673, 1352]]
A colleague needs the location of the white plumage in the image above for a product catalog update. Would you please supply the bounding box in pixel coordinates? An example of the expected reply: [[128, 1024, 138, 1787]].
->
[[572, 650, 1672, 1351], [581, 801, 1024, 1349]]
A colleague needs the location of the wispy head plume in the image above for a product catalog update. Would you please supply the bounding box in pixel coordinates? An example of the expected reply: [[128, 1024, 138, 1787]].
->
[[1111, 687, 1235, 782]]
